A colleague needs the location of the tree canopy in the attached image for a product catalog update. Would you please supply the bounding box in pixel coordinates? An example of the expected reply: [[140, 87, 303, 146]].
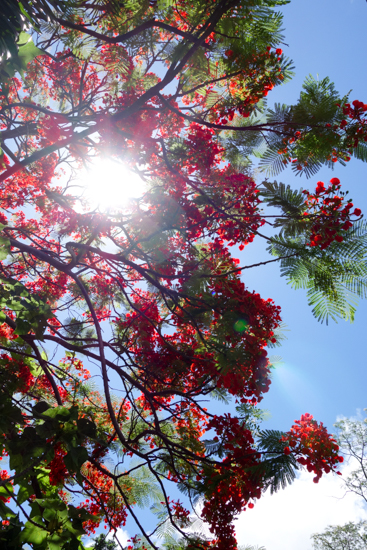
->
[[334, 409, 367, 505], [90, 533, 118, 550], [0, 1, 365, 549], [310, 412, 367, 550], [311, 521, 367, 550]]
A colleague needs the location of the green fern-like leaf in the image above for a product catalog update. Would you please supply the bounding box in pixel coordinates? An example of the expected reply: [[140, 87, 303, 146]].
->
[[260, 180, 305, 214], [268, 220, 367, 323], [258, 142, 289, 176], [352, 142, 367, 162], [256, 429, 299, 494], [258, 75, 352, 177], [266, 102, 292, 125], [260, 180, 310, 238], [267, 323, 289, 348]]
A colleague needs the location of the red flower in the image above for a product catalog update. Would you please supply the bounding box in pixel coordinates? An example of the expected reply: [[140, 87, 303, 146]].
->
[[315, 181, 325, 194]]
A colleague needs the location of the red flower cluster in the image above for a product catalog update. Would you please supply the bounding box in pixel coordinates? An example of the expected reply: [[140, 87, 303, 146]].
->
[[48, 443, 69, 486], [185, 123, 225, 175], [201, 415, 262, 550], [281, 413, 344, 483], [339, 99, 367, 150], [302, 177, 361, 249], [0, 354, 34, 393], [80, 462, 127, 534], [0, 470, 11, 503], [166, 497, 191, 527]]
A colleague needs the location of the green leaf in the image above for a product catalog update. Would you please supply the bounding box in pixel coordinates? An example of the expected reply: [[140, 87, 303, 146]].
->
[[2, 33, 46, 79], [256, 429, 299, 494], [0, 483, 13, 498], [267, 220, 367, 323], [17, 484, 33, 505], [20, 520, 48, 545], [0, 233, 10, 260], [0, 500, 17, 520], [77, 417, 96, 438], [64, 447, 88, 473], [41, 406, 72, 420], [0, 274, 54, 339], [33, 401, 51, 417], [35, 498, 67, 513]]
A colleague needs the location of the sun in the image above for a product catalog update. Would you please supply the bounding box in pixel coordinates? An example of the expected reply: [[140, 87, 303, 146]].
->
[[74, 159, 147, 212]]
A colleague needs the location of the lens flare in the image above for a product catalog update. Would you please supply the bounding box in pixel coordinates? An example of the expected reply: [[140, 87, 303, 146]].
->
[[233, 319, 249, 333], [75, 159, 146, 212]]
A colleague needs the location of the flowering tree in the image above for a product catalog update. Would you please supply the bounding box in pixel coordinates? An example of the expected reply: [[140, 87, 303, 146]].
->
[[0, 1, 365, 549]]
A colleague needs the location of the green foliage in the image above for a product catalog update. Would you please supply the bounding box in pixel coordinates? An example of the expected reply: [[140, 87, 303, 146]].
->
[[0, 0, 70, 88], [235, 402, 271, 437], [266, 325, 289, 348], [61, 317, 96, 346], [311, 521, 367, 550], [0, 495, 91, 550], [221, 110, 269, 172], [0, 0, 71, 54], [0, 272, 54, 338], [267, 220, 367, 323], [257, 429, 299, 494], [261, 182, 367, 323], [293, 74, 341, 124], [91, 533, 118, 550], [0, 32, 46, 86], [0, 395, 96, 548], [0, 225, 10, 260], [127, 464, 164, 509], [334, 409, 367, 504], [196, 426, 300, 501], [310, 413, 367, 547], [352, 142, 367, 163], [260, 179, 307, 238], [256, 75, 359, 178]]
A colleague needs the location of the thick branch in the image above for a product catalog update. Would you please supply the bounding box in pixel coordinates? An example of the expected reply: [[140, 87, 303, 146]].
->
[[55, 17, 212, 49]]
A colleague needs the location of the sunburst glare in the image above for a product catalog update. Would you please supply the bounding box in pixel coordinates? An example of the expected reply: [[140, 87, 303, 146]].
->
[[74, 159, 147, 212]]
